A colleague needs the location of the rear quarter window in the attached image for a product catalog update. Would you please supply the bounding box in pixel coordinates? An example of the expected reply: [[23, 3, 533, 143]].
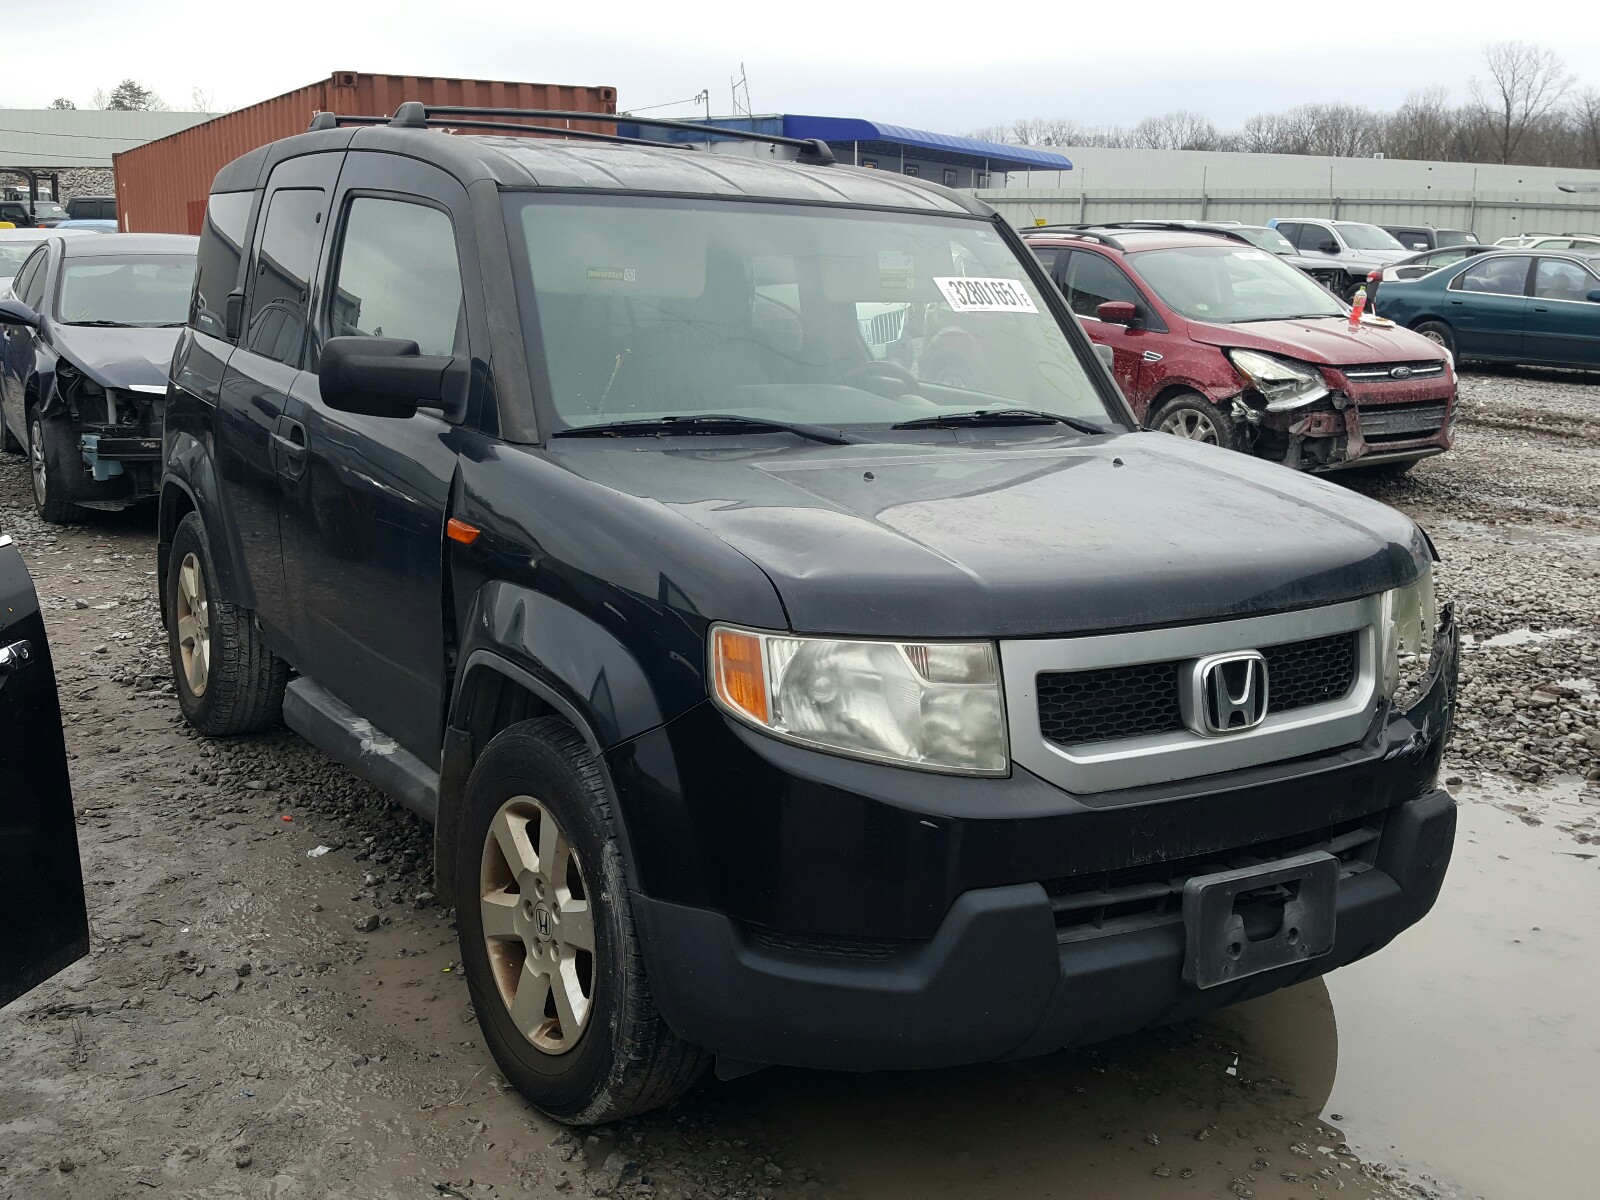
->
[[190, 191, 254, 340]]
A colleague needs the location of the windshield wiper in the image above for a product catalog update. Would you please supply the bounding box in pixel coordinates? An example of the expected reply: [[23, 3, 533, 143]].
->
[[1239, 313, 1345, 322], [64, 319, 131, 327], [553, 414, 860, 446], [892, 408, 1110, 435]]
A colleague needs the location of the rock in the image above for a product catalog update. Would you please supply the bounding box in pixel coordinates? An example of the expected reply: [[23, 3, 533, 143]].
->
[[73, 599, 88, 610], [58, 1158, 75, 1173], [236, 962, 252, 977], [354, 914, 380, 933], [234, 1145, 253, 1169], [1153, 1164, 1171, 1178]]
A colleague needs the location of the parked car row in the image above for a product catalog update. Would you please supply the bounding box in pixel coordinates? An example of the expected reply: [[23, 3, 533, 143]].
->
[[0, 193, 117, 229], [1022, 222, 1455, 474]]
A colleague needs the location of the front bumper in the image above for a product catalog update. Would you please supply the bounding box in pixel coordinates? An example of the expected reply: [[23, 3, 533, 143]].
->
[[633, 788, 1454, 1071], [615, 612, 1459, 1071]]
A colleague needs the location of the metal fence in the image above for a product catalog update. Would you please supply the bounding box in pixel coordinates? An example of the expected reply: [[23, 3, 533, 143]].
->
[[975, 186, 1600, 244]]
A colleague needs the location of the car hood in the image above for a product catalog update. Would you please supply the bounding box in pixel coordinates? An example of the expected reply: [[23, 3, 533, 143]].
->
[[50, 323, 180, 389], [549, 432, 1428, 638], [1186, 317, 1447, 366]]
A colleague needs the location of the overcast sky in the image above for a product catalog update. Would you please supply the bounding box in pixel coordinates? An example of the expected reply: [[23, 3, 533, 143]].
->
[[9, 0, 1600, 135]]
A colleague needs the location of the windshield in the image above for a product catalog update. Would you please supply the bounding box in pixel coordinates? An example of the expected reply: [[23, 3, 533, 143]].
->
[[55, 254, 196, 327], [1336, 224, 1404, 251], [506, 195, 1108, 432], [0, 240, 43, 273], [1232, 227, 1297, 255], [1129, 245, 1344, 323]]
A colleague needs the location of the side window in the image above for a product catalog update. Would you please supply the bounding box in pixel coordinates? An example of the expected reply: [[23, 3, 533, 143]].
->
[[190, 191, 254, 340], [12, 247, 46, 308], [1274, 222, 1302, 246], [1029, 246, 1061, 274], [1533, 259, 1597, 302], [244, 187, 325, 366], [326, 197, 464, 358], [1455, 256, 1532, 296], [1297, 223, 1334, 252], [1060, 251, 1142, 319]]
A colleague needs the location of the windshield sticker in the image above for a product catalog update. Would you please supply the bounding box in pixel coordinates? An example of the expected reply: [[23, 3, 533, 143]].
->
[[586, 266, 636, 282], [879, 250, 915, 290], [1236, 249, 1272, 260], [935, 276, 1038, 313]]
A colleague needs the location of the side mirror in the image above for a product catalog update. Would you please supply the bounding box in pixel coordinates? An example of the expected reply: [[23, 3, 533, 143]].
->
[[0, 297, 39, 328], [1587, 290, 1600, 304], [318, 336, 460, 420], [1097, 300, 1138, 327], [1317, 240, 1340, 254], [223, 291, 245, 341]]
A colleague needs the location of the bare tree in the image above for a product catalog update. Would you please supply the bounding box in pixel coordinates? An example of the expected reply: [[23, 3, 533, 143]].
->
[[1471, 41, 1571, 163], [105, 79, 167, 112], [1571, 88, 1600, 168], [190, 87, 217, 112], [47, 97, 75, 110], [1129, 109, 1218, 151]]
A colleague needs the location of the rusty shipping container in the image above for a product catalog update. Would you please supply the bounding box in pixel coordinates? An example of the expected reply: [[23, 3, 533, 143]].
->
[[112, 71, 617, 234]]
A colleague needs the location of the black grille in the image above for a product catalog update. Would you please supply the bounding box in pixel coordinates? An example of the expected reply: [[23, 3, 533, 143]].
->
[[1263, 632, 1358, 713], [1340, 360, 1447, 381], [1358, 401, 1447, 442], [1044, 816, 1383, 942], [1037, 631, 1359, 748], [1037, 660, 1184, 746]]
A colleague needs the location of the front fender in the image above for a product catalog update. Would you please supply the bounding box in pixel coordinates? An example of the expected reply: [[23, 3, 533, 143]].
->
[[451, 580, 674, 750]]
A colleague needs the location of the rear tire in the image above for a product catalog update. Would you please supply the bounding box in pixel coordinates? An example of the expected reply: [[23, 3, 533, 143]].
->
[[1148, 391, 1238, 451], [166, 511, 287, 736], [1413, 320, 1456, 359], [454, 717, 710, 1124], [29, 413, 88, 525]]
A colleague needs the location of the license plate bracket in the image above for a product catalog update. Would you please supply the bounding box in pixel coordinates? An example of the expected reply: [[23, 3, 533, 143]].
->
[[1182, 851, 1338, 990]]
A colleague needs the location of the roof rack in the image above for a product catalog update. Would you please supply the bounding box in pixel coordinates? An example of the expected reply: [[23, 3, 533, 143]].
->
[[1090, 220, 1256, 245], [1018, 225, 1125, 249], [308, 102, 837, 164]]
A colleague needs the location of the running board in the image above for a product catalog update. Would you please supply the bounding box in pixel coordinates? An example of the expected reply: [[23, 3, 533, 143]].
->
[[282, 678, 439, 823]]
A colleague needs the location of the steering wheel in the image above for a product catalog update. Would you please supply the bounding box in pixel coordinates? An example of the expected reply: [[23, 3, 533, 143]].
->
[[836, 359, 920, 397]]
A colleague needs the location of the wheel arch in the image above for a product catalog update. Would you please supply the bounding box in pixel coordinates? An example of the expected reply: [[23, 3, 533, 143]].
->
[[158, 437, 254, 614]]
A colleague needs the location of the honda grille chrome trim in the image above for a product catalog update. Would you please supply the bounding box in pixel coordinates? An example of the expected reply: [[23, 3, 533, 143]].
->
[[1002, 596, 1381, 794]]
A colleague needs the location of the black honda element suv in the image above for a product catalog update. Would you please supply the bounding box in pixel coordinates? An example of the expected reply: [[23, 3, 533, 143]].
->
[[160, 102, 1458, 1123]]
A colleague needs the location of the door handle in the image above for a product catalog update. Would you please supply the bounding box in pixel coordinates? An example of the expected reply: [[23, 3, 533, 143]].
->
[[272, 417, 308, 478], [1533, 306, 1550, 313], [0, 639, 31, 676]]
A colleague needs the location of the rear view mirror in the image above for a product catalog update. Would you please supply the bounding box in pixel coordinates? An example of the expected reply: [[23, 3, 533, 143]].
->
[[318, 336, 463, 420], [1588, 290, 1600, 304], [0, 297, 39, 328], [1097, 300, 1138, 327]]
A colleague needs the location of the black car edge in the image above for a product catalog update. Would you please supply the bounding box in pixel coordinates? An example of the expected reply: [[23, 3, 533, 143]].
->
[[0, 233, 198, 522], [0, 532, 90, 1008], [158, 102, 1460, 1124]]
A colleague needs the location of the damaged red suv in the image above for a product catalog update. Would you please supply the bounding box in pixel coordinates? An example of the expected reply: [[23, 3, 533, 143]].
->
[[1023, 224, 1457, 475]]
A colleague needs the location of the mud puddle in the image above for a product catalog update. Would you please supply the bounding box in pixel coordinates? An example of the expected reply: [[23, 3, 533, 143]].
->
[[638, 783, 1597, 1199]]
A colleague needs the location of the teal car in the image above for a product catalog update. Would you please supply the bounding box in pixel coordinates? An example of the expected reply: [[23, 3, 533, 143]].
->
[[1373, 249, 1600, 368]]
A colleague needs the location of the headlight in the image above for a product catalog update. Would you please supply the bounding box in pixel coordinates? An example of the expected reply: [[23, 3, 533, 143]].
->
[[1227, 348, 1330, 412], [710, 626, 1007, 775], [1381, 567, 1438, 708]]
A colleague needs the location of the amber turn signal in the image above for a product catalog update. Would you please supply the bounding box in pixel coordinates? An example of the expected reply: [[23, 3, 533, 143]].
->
[[446, 518, 481, 545], [712, 627, 768, 725]]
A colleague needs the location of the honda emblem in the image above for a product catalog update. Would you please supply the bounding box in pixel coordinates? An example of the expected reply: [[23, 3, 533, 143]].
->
[[1184, 651, 1269, 736]]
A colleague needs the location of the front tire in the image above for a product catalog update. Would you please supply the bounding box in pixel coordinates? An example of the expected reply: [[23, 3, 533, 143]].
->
[[166, 511, 287, 735], [1148, 391, 1239, 451], [29, 413, 88, 525], [454, 717, 709, 1124]]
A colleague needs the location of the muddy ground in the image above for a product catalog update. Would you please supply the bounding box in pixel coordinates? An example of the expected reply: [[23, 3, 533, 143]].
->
[[2, 368, 1597, 1200]]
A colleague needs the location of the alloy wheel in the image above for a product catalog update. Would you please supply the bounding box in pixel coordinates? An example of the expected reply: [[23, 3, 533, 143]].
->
[[174, 552, 211, 697], [1159, 408, 1221, 444], [29, 419, 47, 507], [1420, 329, 1446, 345], [480, 796, 595, 1055]]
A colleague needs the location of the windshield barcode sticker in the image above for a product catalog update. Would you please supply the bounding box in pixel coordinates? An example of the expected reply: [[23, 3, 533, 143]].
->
[[935, 277, 1038, 313]]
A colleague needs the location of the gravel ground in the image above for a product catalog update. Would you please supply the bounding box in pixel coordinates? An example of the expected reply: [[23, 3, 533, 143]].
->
[[0, 366, 1595, 1200]]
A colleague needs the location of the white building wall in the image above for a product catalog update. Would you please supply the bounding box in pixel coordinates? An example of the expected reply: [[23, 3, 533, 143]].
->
[[980, 147, 1600, 243]]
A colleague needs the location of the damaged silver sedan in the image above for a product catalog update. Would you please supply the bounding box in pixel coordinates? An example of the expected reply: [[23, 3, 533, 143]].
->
[[0, 233, 196, 522]]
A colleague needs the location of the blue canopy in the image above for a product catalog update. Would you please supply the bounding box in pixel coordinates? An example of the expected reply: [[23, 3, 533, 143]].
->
[[781, 116, 1072, 171]]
